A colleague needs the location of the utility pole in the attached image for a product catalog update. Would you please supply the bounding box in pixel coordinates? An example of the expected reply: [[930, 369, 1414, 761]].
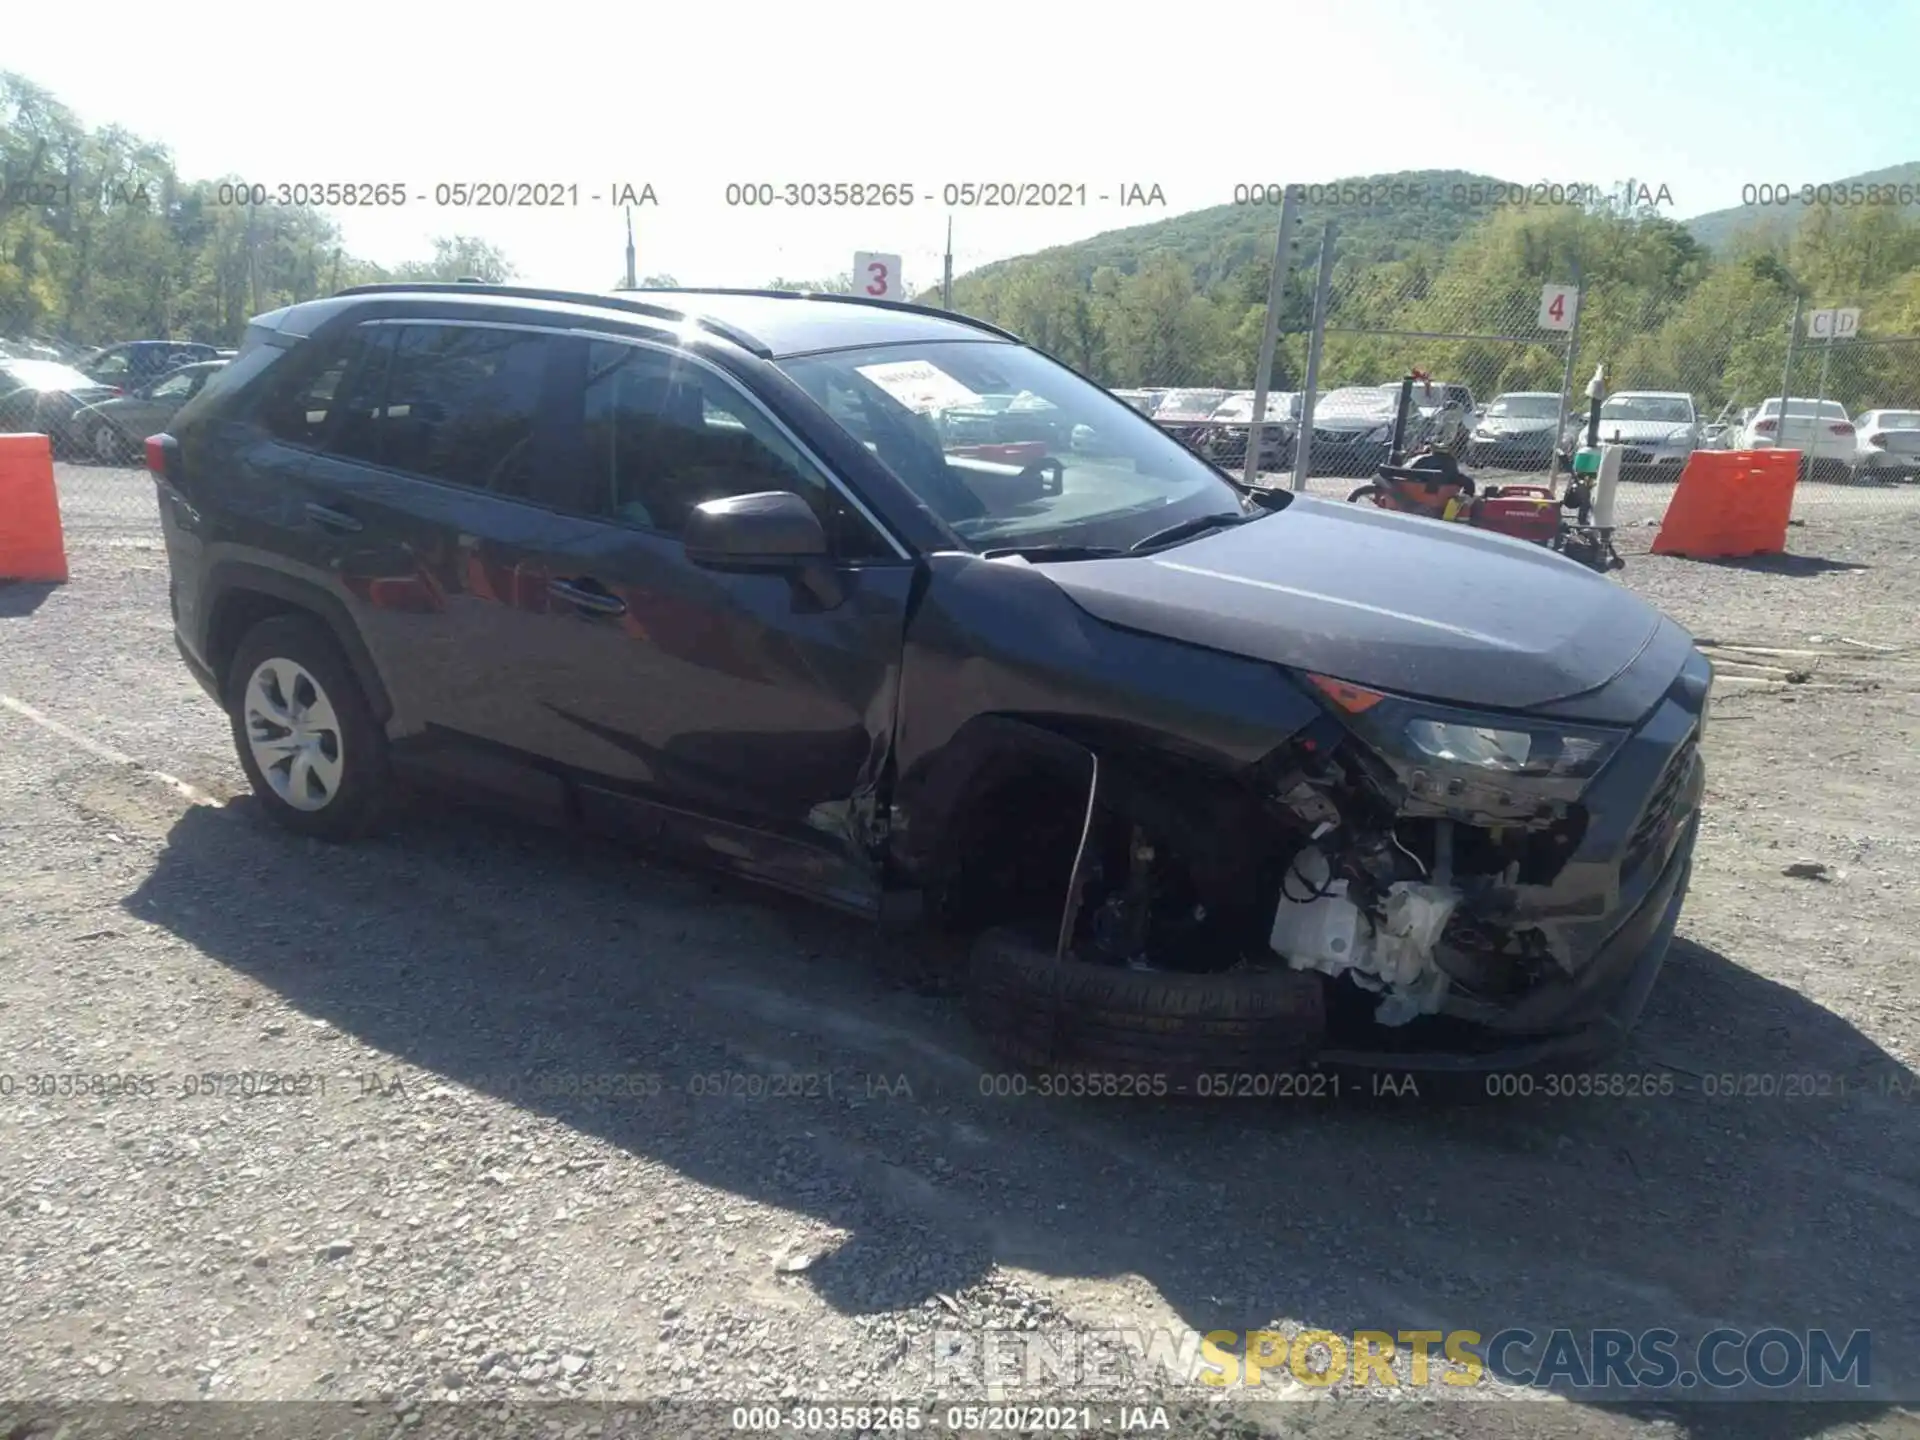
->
[[623, 206, 637, 289], [1775, 292, 1802, 456], [942, 216, 954, 310], [1551, 257, 1585, 485], [1245, 185, 1301, 490], [1290, 220, 1337, 492], [245, 200, 259, 315]]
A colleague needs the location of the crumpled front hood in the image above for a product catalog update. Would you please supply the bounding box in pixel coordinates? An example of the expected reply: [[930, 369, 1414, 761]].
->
[[1034, 496, 1672, 713]]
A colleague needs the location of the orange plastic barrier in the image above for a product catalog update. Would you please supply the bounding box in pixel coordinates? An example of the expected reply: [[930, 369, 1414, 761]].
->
[[0, 432, 69, 583], [1650, 449, 1800, 559]]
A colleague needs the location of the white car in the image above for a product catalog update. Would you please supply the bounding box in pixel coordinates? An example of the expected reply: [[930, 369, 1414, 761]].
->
[[1592, 391, 1701, 481], [1851, 408, 1920, 482], [1738, 397, 1856, 478]]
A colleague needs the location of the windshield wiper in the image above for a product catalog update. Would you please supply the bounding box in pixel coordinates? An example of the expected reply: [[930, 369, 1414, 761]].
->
[[980, 543, 1125, 562], [1128, 511, 1256, 553]]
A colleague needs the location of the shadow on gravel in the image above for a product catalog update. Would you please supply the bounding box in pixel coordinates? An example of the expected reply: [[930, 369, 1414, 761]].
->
[[0, 581, 59, 617], [124, 796, 1920, 1428], [1693, 553, 1870, 576]]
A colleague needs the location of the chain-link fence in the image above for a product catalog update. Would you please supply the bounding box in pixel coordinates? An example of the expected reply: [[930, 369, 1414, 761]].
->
[[1236, 221, 1920, 524], [20, 218, 1920, 538]]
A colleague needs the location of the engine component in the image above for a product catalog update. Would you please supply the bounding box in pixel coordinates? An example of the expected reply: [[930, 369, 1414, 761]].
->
[[1269, 846, 1461, 1026]]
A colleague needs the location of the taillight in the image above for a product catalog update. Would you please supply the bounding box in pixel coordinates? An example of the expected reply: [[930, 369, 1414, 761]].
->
[[1868, 432, 1888, 449], [144, 433, 172, 477], [1754, 418, 1777, 434], [1829, 422, 1854, 435]]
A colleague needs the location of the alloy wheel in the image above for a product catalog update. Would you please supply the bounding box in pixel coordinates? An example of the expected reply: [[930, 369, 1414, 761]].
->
[[242, 657, 345, 812]]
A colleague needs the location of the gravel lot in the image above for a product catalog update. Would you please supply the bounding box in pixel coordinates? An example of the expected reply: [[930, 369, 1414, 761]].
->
[[3, 465, 1919, 1440]]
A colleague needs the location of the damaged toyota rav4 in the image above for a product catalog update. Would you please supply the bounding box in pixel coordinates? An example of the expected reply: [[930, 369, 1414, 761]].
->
[[152, 283, 1708, 1079]]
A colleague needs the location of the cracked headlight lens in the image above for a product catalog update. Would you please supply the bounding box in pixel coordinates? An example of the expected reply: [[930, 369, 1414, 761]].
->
[[1306, 673, 1626, 786]]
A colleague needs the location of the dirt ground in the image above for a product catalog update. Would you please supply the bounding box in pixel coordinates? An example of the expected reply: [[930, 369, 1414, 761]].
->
[[2, 467, 1918, 1440]]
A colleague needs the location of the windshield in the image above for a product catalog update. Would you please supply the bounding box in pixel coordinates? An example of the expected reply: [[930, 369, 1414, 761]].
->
[[1213, 393, 1297, 421], [778, 341, 1249, 553], [3, 359, 103, 392], [1600, 396, 1694, 424], [1321, 388, 1398, 416], [1156, 389, 1229, 415], [1757, 398, 1849, 420], [1486, 395, 1560, 419]]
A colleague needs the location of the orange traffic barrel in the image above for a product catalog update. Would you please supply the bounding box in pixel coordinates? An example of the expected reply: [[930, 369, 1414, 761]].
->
[[0, 432, 69, 583]]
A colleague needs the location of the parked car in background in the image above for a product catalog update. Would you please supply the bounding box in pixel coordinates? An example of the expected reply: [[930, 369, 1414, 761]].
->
[[1738, 397, 1856, 479], [1851, 408, 1920, 482], [0, 357, 122, 453], [1110, 388, 1160, 416], [81, 340, 223, 390], [1308, 386, 1402, 477], [1150, 389, 1233, 454], [1468, 391, 1563, 470], [1201, 390, 1300, 472], [1380, 380, 1474, 452], [1, 336, 76, 363], [72, 358, 228, 463], [1590, 392, 1701, 481], [933, 391, 1068, 451], [1699, 400, 1746, 451]]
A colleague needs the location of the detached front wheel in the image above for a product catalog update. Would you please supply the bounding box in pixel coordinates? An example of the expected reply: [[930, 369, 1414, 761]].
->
[[965, 928, 1325, 1080]]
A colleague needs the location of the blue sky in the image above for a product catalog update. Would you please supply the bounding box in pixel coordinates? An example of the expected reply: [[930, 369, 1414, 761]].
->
[[8, 0, 1918, 290]]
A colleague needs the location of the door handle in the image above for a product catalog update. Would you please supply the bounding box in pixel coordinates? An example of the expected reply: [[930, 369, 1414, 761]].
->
[[548, 578, 627, 616], [304, 502, 363, 533]]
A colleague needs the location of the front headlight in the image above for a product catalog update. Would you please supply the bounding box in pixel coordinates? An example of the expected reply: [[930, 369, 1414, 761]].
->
[[1403, 718, 1615, 777], [1304, 673, 1627, 806], [1366, 424, 1391, 442]]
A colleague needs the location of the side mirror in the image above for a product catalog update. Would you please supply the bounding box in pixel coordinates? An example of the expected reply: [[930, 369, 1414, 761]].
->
[[683, 491, 828, 571]]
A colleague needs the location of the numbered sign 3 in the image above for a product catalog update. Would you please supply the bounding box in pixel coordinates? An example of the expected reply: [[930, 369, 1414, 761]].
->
[[1538, 283, 1578, 332], [854, 251, 904, 301]]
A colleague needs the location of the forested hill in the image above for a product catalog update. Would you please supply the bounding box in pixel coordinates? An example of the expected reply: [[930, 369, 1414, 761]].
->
[[1684, 161, 1920, 252]]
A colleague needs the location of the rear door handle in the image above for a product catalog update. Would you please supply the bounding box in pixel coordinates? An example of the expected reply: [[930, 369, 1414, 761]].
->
[[548, 578, 627, 616], [304, 502, 363, 533]]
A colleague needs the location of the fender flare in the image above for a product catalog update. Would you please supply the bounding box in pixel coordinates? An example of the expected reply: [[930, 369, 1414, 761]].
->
[[204, 560, 394, 725], [889, 715, 1096, 888]]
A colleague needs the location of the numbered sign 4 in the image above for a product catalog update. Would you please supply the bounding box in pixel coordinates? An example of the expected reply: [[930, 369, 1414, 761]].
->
[[1538, 283, 1579, 332], [854, 251, 904, 301]]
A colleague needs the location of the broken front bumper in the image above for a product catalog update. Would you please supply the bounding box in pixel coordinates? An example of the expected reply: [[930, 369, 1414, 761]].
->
[[1315, 811, 1696, 1074]]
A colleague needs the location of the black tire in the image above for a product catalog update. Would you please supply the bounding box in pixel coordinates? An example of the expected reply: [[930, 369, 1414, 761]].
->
[[226, 614, 393, 841], [965, 927, 1325, 1079], [1347, 483, 1385, 505]]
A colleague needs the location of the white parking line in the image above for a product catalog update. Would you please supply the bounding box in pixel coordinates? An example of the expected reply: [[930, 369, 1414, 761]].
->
[[0, 694, 224, 808]]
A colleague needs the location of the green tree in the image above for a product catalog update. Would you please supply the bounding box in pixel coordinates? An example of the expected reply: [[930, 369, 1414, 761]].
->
[[391, 235, 516, 284]]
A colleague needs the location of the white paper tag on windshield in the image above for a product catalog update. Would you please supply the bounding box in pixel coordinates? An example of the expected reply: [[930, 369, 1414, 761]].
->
[[855, 359, 983, 415]]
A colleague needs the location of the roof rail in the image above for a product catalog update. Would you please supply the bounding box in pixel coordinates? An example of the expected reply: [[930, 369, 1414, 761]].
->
[[328, 282, 773, 356], [629, 287, 1025, 344]]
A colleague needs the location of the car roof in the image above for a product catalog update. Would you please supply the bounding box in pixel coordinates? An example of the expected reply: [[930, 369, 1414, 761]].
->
[[1493, 390, 1558, 397], [324, 283, 1020, 360], [1611, 390, 1692, 399]]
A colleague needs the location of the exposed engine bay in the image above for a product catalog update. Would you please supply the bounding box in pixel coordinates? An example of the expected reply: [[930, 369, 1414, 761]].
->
[[1060, 732, 1590, 1040]]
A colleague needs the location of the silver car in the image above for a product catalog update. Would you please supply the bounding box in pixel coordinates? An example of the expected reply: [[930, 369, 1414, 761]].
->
[[1851, 409, 1920, 482], [72, 360, 228, 463], [1593, 392, 1700, 481]]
